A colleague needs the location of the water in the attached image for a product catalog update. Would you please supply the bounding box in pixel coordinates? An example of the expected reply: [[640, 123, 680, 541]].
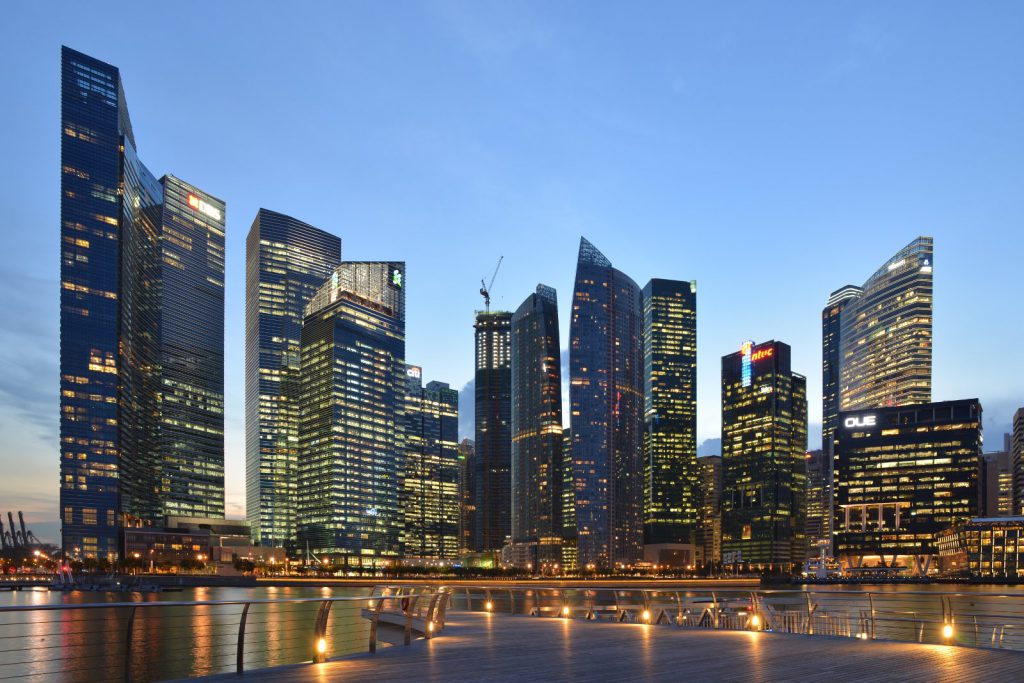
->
[[0, 585, 374, 681]]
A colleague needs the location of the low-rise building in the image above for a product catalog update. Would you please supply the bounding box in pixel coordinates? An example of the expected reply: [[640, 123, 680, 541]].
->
[[938, 517, 1024, 580]]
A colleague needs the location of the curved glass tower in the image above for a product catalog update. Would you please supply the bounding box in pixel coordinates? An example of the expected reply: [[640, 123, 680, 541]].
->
[[511, 284, 566, 567], [839, 237, 933, 411], [569, 238, 643, 568]]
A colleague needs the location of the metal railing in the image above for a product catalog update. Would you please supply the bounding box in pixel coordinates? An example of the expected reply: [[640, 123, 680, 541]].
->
[[447, 585, 1024, 651], [0, 585, 449, 682]]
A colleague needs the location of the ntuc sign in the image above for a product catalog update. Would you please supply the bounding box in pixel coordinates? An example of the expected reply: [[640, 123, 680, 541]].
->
[[751, 347, 774, 362], [844, 414, 877, 429]]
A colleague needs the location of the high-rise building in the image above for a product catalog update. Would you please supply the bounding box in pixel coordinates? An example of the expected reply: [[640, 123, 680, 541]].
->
[[804, 449, 830, 557], [457, 439, 475, 551], [472, 311, 512, 551], [838, 237, 934, 412], [244, 209, 341, 547], [1014, 411, 1024, 515], [821, 286, 862, 454], [834, 399, 982, 573], [296, 262, 406, 567], [698, 455, 722, 567], [569, 238, 643, 568], [511, 284, 566, 567], [402, 367, 460, 559], [980, 449, 1012, 517], [60, 47, 225, 558], [641, 278, 698, 546], [721, 341, 807, 567], [562, 427, 577, 570]]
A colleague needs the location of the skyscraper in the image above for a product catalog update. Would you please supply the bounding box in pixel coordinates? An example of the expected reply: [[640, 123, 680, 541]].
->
[[457, 439, 475, 552], [472, 310, 512, 551], [569, 238, 643, 568], [804, 449, 830, 556], [721, 341, 807, 567], [296, 262, 406, 567], [60, 48, 225, 558], [834, 399, 981, 573], [698, 455, 722, 567], [511, 284, 566, 567], [1014, 410, 1024, 515], [244, 209, 341, 547], [641, 278, 698, 546], [403, 366, 460, 559], [821, 285, 862, 453], [838, 237, 934, 412]]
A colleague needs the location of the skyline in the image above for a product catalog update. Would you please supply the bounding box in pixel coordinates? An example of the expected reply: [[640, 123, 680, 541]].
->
[[3, 3, 1023, 543]]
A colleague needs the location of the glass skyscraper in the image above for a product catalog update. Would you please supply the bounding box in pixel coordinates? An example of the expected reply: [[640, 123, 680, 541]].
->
[[511, 284, 567, 567], [641, 278, 698, 546], [721, 340, 807, 567], [244, 209, 341, 547], [60, 48, 225, 558], [472, 311, 512, 551], [698, 455, 722, 566], [569, 238, 643, 569], [821, 285, 862, 453], [838, 237, 934, 412], [296, 262, 406, 567], [403, 366, 460, 559], [834, 399, 981, 572]]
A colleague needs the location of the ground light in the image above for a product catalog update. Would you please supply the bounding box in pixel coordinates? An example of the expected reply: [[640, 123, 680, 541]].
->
[[749, 614, 761, 629], [562, 605, 570, 617], [485, 601, 493, 611], [642, 610, 650, 623], [943, 624, 954, 640], [316, 638, 327, 655]]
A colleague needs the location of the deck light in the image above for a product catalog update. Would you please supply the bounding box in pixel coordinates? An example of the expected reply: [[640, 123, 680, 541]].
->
[[485, 601, 493, 611], [749, 614, 761, 629], [642, 610, 650, 622], [316, 638, 327, 655], [562, 605, 570, 617], [427, 621, 435, 632], [942, 624, 954, 640]]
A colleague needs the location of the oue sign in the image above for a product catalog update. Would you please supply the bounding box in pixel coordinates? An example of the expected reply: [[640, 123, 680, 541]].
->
[[844, 415, 877, 429]]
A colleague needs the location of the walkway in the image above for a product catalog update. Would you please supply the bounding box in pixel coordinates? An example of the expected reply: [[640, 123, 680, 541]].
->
[[198, 611, 1024, 682]]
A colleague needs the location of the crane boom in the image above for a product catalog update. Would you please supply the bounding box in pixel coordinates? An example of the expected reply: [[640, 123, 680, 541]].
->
[[479, 255, 503, 313]]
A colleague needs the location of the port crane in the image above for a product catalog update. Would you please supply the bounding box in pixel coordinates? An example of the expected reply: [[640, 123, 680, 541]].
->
[[479, 256, 503, 313]]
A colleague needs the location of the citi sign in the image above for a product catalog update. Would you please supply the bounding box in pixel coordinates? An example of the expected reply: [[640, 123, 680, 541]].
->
[[844, 415, 877, 429]]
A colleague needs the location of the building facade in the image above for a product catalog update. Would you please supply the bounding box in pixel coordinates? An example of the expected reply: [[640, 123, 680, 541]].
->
[[937, 517, 1024, 580], [641, 278, 698, 546], [244, 209, 341, 547], [403, 367, 460, 559], [472, 311, 513, 551], [698, 455, 722, 567], [721, 341, 807, 567], [60, 48, 225, 558], [980, 448, 1013, 517], [834, 399, 982, 574], [839, 237, 934, 412], [804, 449, 830, 557], [1014, 410, 1024, 515], [511, 285, 568, 568], [569, 238, 644, 568], [296, 262, 406, 567], [457, 439, 474, 551]]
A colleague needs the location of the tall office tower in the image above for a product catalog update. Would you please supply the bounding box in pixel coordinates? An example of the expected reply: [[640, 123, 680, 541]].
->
[[561, 428, 577, 570], [980, 449, 1012, 517], [403, 366, 460, 559], [457, 439, 475, 551], [511, 285, 565, 567], [296, 262, 406, 567], [834, 400, 981, 573], [721, 341, 808, 567], [698, 455, 722, 566], [804, 449, 830, 557], [60, 48, 225, 558], [1014, 410, 1024, 515], [821, 286, 862, 453], [641, 278, 698, 547], [244, 210, 341, 547], [569, 238, 644, 568], [838, 237, 934, 412], [472, 311, 512, 551]]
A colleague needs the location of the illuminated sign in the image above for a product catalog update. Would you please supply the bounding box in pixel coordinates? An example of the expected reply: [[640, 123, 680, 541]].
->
[[407, 365, 422, 379], [390, 267, 403, 289], [187, 194, 222, 221], [844, 415, 877, 429], [751, 347, 774, 362], [740, 341, 753, 387]]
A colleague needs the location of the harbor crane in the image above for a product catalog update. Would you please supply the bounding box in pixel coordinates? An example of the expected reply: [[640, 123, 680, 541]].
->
[[479, 256, 503, 313]]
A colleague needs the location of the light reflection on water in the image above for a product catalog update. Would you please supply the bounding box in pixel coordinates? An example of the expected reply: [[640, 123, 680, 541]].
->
[[0, 585, 372, 682]]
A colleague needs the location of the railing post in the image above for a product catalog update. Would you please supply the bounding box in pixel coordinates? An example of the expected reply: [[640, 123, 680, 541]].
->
[[868, 593, 876, 640], [236, 602, 250, 674], [674, 591, 682, 626], [368, 596, 384, 653], [425, 592, 441, 639], [313, 599, 333, 662], [123, 605, 137, 683], [404, 595, 421, 646], [805, 592, 813, 635], [508, 588, 515, 614], [712, 592, 719, 629]]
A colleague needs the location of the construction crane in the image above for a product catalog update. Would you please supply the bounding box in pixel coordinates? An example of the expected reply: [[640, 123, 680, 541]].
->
[[479, 256, 503, 313]]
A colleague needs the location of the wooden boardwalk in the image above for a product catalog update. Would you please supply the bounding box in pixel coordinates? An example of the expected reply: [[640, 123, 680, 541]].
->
[[199, 612, 1024, 682]]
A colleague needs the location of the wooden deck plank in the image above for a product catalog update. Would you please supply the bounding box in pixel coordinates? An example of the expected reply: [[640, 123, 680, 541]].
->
[[196, 612, 1024, 682]]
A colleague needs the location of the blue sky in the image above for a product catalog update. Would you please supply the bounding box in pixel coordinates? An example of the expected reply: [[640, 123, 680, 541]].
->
[[2, 1, 1021, 542]]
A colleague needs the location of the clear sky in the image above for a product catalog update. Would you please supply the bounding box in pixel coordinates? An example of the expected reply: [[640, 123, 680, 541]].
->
[[2, 1, 1022, 543]]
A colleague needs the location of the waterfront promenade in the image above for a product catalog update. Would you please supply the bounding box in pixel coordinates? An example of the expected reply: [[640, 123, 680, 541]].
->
[[198, 610, 1024, 682]]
